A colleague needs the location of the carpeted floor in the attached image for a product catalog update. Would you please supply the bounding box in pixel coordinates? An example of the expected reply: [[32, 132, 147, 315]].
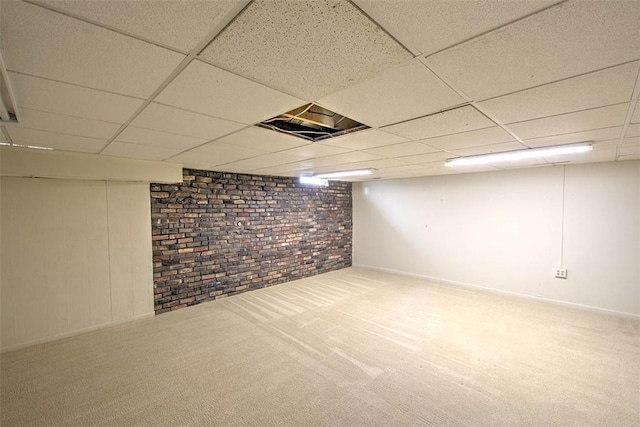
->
[[1, 267, 638, 426]]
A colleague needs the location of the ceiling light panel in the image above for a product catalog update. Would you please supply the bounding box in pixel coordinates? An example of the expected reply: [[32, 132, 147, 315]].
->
[[2, 1, 184, 98], [101, 141, 184, 161], [507, 103, 629, 140], [18, 108, 120, 140], [116, 126, 208, 150], [318, 59, 465, 127], [8, 73, 143, 124], [217, 127, 309, 153], [383, 105, 495, 140], [131, 103, 245, 140], [155, 61, 304, 124], [318, 129, 409, 150], [419, 126, 517, 151], [425, 1, 640, 101], [199, 0, 411, 100], [478, 61, 639, 125], [6, 127, 105, 153], [37, 0, 245, 52], [353, 0, 560, 56]]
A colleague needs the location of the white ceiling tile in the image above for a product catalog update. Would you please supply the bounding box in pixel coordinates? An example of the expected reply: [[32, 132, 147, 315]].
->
[[448, 141, 527, 157], [631, 101, 640, 124], [6, 127, 105, 153], [199, 0, 411, 100], [507, 103, 630, 140], [625, 123, 640, 138], [478, 62, 639, 124], [156, 61, 304, 124], [485, 158, 548, 169], [318, 59, 465, 127], [17, 108, 120, 140], [396, 151, 457, 165], [419, 126, 517, 151], [116, 126, 208, 150], [354, 0, 559, 56], [619, 145, 640, 156], [383, 105, 495, 140], [39, 0, 244, 52], [217, 152, 304, 171], [299, 151, 385, 169], [545, 148, 617, 165], [621, 137, 640, 147], [9, 73, 143, 124], [524, 127, 623, 148], [425, 1, 640, 100], [364, 141, 439, 158], [319, 129, 409, 150], [217, 127, 310, 153], [131, 103, 245, 140], [618, 154, 640, 161], [277, 144, 353, 160], [590, 139, 619, 151], [176, 141, 267, 166], [101, 141, 183, 161], [2, 1, 185, 98]]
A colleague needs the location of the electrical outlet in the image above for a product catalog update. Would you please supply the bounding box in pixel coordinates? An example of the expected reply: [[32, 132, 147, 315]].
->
[[554, 268, 568, 279]]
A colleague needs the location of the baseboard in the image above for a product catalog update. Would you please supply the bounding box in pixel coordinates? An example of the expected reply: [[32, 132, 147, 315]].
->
[[1, 312, 155, 354], [352, 263, 640, 321]]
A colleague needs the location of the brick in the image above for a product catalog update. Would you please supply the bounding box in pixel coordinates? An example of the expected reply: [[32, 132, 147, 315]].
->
[[151, 168, 352, 315]]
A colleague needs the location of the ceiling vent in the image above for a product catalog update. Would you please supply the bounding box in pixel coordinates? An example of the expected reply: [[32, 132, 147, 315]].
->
[[257, 103, 368, 142]]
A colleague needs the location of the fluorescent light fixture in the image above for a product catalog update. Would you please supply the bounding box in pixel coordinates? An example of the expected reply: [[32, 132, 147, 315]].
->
[[299, 176, 328, 186], [314, 169, 374, 179], [445, 142, 592, 167]]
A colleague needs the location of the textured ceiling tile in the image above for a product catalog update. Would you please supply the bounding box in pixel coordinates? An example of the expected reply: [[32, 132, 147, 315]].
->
[[395, 151, 455, 165], [38, 0, 244, 52], [132, 103, 245, 140], [619, 145, 640, 157], [419, 126, 517, 151], [448, 141, 526, 157], [101, 141, 183, 161], [364, 141, 439, 158], [18, 108, 120, 140], [524, 126, 623, 148], [478, 62, 639, 124], [425, 1, 640, 100], [2, 1, 185, 98], [277, 144, 353, 160], [625, 123, 640, 138], [302, 151, 385, 168], [383, 105, 495, 140], [631, 101, 640, 123], [155, 61, 304, 124], [354, 0, 559, 55], [116, 126, 208, 150], [6, 127, 105, 153], [182, 141, 267, 166], [217, 127, 309, 153], [507, 103, 629, 140], [620, 137, 640, 147], [9, 73, 143, 124], [199, 0, 411, 100], [217, 152, 304, 170], [318, 59, 465, 127], [319, 129, 409, 150]]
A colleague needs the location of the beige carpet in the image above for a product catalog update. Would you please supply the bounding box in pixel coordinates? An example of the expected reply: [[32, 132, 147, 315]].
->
[[1, 267, 638, 426]]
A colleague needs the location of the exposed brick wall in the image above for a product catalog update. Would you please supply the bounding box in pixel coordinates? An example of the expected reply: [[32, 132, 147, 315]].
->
[[150, 169, 352, 314]]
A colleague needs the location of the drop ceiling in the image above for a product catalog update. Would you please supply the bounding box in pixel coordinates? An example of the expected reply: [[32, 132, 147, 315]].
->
[[0, 0, 638, 181]]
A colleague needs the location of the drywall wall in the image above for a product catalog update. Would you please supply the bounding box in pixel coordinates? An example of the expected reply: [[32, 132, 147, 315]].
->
[[151, 169, 352, 313], [1, 177, 154, 351], [353, 160, 640, 317]]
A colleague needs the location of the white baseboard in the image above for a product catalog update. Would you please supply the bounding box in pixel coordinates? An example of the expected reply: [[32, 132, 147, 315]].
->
[[352, 263, 640, 321], [1, 312, 155, 354]]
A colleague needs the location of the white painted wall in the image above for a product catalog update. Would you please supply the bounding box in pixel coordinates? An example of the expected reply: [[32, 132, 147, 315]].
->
[[353, 160, 640, 317], [0, 177, 155, 351]]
